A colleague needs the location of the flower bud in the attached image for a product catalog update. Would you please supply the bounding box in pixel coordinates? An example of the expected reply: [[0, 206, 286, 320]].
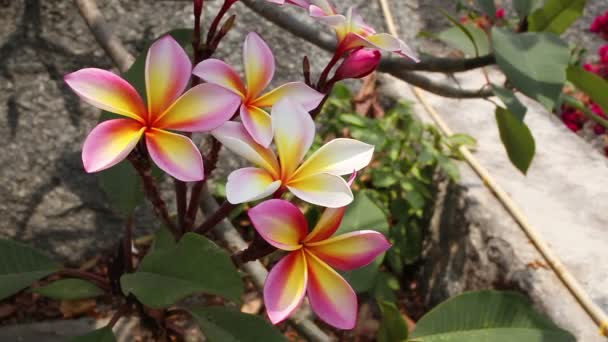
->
[[495, 8, 506, 19], [333, 49, 381, 81]]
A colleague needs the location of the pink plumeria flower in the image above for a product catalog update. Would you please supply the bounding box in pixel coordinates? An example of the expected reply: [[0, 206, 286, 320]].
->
[[309, 0, 418, 61], [65, 36, 241, 181], [212, 98, 373, 208], [265, 0, 310, 7], [333, 48, 382, 81], [249, 199, 390, 329], [193, 32, 323, 147]]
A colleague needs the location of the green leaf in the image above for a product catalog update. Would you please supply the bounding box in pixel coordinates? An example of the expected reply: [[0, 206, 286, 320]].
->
[[438, 19, 489, 57], [528, 0, 586, 34], [0, 239, 59, 300], [495, 107, 536, 174], [33, 279, 103, 300], [338, 192, 389, 292], [567, 65, 608, 114], [492, 27, 569, 110], [373, 272, 399, 303], [190, 306, 287, 342], [121, 233, 243, 308], [378, 301, 409, 342], [69, 327, 116, 342], [409, 290, 575, 342], [476, 0, 497, 19], [447, 134, 477, 149], [514, 0, 540, 19], [151, 226, 177, 252], [492, 85, 527, 120]]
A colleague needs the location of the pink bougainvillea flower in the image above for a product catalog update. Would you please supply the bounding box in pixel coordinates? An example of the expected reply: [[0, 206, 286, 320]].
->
[[212, 98, 373, 207], [495, 8, 506, 20], [249, 199, 390, 329], [308, 1, 418, 61], [65, 36, 241, 181], [193, 32, 323, 147]]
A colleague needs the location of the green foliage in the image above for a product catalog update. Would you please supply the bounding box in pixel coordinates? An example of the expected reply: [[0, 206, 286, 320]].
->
[[514, 0, 540, 19], [33, 279, 103, 300], [495, 107, 536, 174], [492, 27, 570, 111], [0, 239, 59, 300], [567, 66, 608, 114], [378, 301, 409, 342], [121, 233, 243, 308], [528, 0, 586, 34], [69, 327, 116, 342], [190, 306, 287, 342], [438, 24, 490, 57], [409, 290, 575, 342], [493, 85, 527, 120]]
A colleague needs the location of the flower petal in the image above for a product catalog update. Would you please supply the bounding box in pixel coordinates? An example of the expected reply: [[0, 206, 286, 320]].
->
[[64, 68, 146, 122], [366, 33, 419, 61], [192, 59, 246, 97], [252, 82, 324, 111], [287, 173, 354, 208], [243, 32, 275, 99], [264, 250, 307, 324], [248, 199, 309, 250], [304, 250, 357, 330], [241, 105, 274, 147], [212, 122, 280, 178], [153, 83, 241, 132], [145, 128, 204, 182], [82, 119, 144, 173], [272, 99, 315, 180], [303, 207, 347, 243], [226, 167, 281, 204], [306, 231, 391, 270], [292, 138, 374, 181], [145, 36, 192, 121]]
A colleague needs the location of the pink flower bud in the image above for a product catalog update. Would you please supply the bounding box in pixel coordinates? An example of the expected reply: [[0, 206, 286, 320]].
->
[[194, 0, 203, 17], [495, 8, 506, 19], [334, 49, 381, 81]]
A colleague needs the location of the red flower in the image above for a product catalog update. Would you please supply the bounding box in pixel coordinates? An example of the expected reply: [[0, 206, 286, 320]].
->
[[599, 44, 608, 64], [590, 12, 608, 40], [593, 124, 605, 135], [591, 103, 606, 118], [495, 8, 506, 19]]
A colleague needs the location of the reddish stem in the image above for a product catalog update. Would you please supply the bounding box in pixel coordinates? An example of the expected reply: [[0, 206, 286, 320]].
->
[[317, 49, 344, 91], [58, 269, 111, 292], [231, 232, 276, 266], [193, 200, 237, 235], [204, 0, 238, 53]]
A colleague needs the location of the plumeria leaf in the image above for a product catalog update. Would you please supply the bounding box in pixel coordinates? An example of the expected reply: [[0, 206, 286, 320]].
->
[[475, 0, 496, 19], [33, 279, 103, 300], [378, 301, 409, 342], [528, 0, 586, 34], [438, 9, 486, 57], [566, 65, 608, 114], [495, 106, 535, 174], [438, 24, 489, 57], [0, 239, 59, 300], [492, 85, 527, 120]]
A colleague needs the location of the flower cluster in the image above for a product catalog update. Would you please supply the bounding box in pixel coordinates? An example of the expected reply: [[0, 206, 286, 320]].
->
[[591, 10, 608, 40]]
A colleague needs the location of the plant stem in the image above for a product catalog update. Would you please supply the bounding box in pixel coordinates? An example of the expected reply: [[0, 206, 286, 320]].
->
[[108, 304, 130, 328], [231, 232, 276, 266], [123, 215, 134, 273], [58, 269, 111, 292], [203, 0, 237, 57], [193, 200, 236, 235], [317, 49, 343, 90]]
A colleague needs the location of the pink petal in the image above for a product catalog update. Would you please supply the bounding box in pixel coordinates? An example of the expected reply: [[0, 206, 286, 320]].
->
[[64, 68, 146, 122], [252, 82, 324, 111], [145, 128, 204, 182], [287, 173, 354, 208], [145, 35, 192, 122], [241, 105, 274, 147], [248, 199, 309, 251], [264, 250, 307, 324], [225, 167, 281, 204], [192, 59, 246, 97], [292, 138, 374, 181], [306, 231, 391, 271], [243, 32, 275, 99], [303, 207, 347, 243], [212, 122, 280, 178], [342, 33, 419, 62], [153, 83, 241, 132], [304, 250, 357, 330], [82, 119, 145, 173], [272, 99, 315, 180]]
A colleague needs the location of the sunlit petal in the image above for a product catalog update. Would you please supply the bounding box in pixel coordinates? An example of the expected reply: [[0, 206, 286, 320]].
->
[[192, 59, 246, 97], [212, 121, 280, 177], [64, 68, 146, 122], [153, 84, 240, 132], [366, 33, 418, 61], [249, 199, 309, 250], [303, 207, 347, 243], [145, 35, 192, 121], [306, 231, 391, 270], [82, 119, 144, 173], [264, 250, 307, 324], [145, 128, 204, 182], [305, 250, 357, 330], [292, 138, 373, 181], [241, 105, 274, 147], [287, 173, 353, 208], [244, 32, 275, 99], [272, 99, 315, 180], [252, 82, 324, 111], [225, 167, 281, 204]]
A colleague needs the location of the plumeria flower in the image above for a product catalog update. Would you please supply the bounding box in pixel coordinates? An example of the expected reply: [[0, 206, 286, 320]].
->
[[249, 199, 391, 329], [65, 36, 241, 181], [308, 0, 418, 61], [193, 32, 323, 147], [212, 98, 373, 208], [265, 0, 310, 6]]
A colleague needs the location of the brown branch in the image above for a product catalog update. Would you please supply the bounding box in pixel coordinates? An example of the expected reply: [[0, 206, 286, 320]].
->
[[193, 200, 236, 235]]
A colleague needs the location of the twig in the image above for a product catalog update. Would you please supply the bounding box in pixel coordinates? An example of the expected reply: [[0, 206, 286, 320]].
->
[[231, 232, 276, 266], [193, 200, 236, 235]]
